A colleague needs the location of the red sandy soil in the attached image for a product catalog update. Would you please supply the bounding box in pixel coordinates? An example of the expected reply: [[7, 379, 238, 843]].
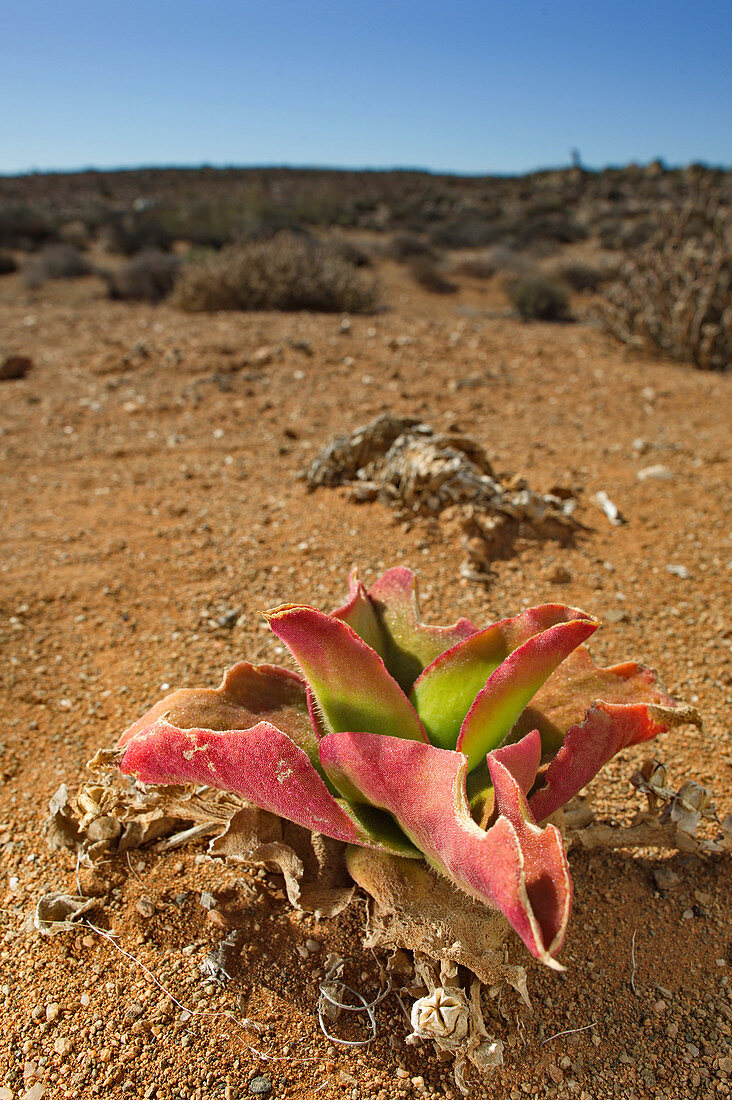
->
[[0, 262, 730, 1100]]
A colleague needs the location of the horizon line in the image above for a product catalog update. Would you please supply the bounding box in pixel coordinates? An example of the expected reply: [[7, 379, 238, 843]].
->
[[2, 156, 730, 181]]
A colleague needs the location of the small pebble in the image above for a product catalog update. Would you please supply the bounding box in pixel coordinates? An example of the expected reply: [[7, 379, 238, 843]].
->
[[248, 1077, 272, 1096], [135, 897, 155, 919], [636, 464, 673, 481]]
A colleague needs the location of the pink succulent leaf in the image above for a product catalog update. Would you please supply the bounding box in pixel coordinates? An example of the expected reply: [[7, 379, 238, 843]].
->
[[529, 698, 700, 823], [410, 604, 597, 759], [491, 729, 543, 796], [510, 646, 690, 754], [119, 717, 417, 854], [265, 604, 427, 744], [331, 568, 387, 659], [361, 567, 477, 693], [319, 731, 572, 967], [118, 662, 319, 765], [455, 612, 599, 770]]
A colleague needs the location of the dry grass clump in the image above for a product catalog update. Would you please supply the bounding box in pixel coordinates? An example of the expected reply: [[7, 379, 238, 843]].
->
[[171, 232, 379, 314], [23, 243, 93, 288], [600, 191, 731, 370], [506, 273, 570, 321]]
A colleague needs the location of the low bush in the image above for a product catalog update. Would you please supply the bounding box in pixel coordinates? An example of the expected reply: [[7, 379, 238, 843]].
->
[[430, 216, 507, 250], [171, 232, 379, 314], [555, 261, 612, 293], [104, 250, 181, 302], [0, 205, 57, 249], [407, 257, 457, 294], [506, 274, 570, 321], [23, 244, 93, 288], [454, 255, 497, 279], [388, 233, 436, 262]]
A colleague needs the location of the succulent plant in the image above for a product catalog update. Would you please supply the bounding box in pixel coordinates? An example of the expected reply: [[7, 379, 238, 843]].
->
[[118, 567, 694, 968]]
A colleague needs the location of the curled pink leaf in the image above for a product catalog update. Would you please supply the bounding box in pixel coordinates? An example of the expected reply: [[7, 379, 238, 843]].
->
[[120, 719, 368, 843], [529, 698, 700, 823], [119, 661, 317, 761], [319, 730, 571, 966]]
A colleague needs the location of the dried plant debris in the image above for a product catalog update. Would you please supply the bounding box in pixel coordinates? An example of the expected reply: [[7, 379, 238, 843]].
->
[[562, 758, 731, 856], [407, 957, 504, 1093], [34, 892, 97, 935], [210, 806, 355, 917], [304, 415, 581, 579], [346, 846, 529, 998]]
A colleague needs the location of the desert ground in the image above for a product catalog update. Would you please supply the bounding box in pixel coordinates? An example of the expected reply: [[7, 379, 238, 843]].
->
[[0, 229, 730, 1100]]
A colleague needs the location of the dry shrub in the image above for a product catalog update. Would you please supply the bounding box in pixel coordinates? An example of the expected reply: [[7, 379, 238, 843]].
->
[[454, 255, 497, 279], [600, 191, 731, 370], [388, 233, 436, 262], [505, 273, 570, 321], [171, 232, 379, 313], [23, 244, 93, 288], [408, 257, 457, 294], [104, 250, 181, 302], [555, 260, 612, 293]]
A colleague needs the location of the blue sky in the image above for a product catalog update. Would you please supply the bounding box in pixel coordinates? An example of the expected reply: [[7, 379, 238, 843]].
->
[[3, 0, 731, 176]]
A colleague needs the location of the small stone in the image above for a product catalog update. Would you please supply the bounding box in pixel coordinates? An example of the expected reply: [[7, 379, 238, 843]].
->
[[546, 565, 572, 585], [687, 1042, 700, 1058], [305, 938, 321, 954], [666, 564, 691, 579], [54, 1036, 72, 1056], [666, 1023, 679, 1038], [604, 608, 628, 624], [0, 354, 33, 381], [248, 1077, 272, 1096], [652, 866, 680, 892], [637, 464, 673, 481], [45, 1003, 59, 1023], [23, 1086, 45, 1100], [682, 909, 694, 920], [135, 897, 155, 919], [80, 993, 90, 1007]]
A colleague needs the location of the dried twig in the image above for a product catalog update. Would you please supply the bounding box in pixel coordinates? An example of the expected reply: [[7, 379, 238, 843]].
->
[[541, 1019, 597, 1045], [630, 931, 638, 996]]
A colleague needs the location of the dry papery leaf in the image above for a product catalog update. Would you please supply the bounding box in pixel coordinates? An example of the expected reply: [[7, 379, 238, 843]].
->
[[561, 758, 731, 856], [304, 415, 582, 581]]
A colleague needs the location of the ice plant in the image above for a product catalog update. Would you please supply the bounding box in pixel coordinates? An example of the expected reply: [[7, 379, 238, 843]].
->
[[118, 567, 694, 968]]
